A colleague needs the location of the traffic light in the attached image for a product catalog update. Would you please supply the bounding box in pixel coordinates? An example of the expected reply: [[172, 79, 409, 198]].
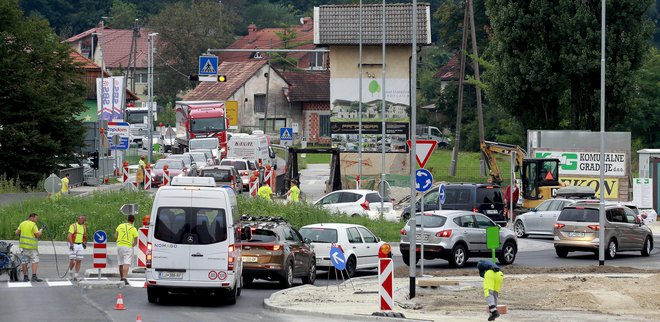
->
[[218, 75, 227, 82], [189, 74, 199, 81], [91, 151, 99, 170]]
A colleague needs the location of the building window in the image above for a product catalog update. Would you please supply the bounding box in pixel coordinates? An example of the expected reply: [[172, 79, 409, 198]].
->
[[254, 94, 266, 113], [135, 73, 147, 84], [258, 118, 286, 133], [319, 115, 330, 137]]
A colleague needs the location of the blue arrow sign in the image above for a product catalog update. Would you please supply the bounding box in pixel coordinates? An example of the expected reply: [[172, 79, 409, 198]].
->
[[329, 245, 346, 270], [93, 230, 107, 244], [199, 55, 219, 76], [439, 183, 446, 205], [415, 169, 433, 192]]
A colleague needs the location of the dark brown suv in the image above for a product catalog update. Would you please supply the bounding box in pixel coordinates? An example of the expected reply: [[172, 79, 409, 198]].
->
[[240, 215, 316, 288]]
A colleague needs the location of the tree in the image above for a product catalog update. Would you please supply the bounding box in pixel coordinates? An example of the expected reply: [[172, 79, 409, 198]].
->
[[630, 48, 660, 146], [434, 0, 489, 50], [149, 0, 240, 102], [0, 0, 87, 186], [485, 0, 654, 132], [109, 0, 138, 29]]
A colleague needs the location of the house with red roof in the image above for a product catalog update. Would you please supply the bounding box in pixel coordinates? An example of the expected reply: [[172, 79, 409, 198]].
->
[[66, 22, 150, 101]]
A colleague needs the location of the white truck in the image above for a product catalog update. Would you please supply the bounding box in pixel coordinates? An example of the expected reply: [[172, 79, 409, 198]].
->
[[126, 104, 157, 146], [416, 126, 451, 148], [226, 133, 276, 167]]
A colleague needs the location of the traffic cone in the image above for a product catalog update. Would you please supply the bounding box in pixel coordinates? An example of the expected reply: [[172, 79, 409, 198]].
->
[[136, 314, 142, 322], [115, 293, 126, 310], [143, 280, 147, 288]]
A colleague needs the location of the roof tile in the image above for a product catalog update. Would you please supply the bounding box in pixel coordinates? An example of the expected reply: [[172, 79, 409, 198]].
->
[[281, 71, 330, 102]]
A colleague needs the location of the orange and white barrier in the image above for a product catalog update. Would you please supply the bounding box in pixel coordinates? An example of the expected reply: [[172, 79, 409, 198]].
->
[[144, 164, 152, 191], [161, 165, 170, 187], [249, 175, 258, 197], [379, 258, 393, 310], [137, 227, 148, 268]]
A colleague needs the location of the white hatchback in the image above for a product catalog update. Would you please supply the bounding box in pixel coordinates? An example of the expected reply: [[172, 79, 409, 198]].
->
[[314, 189, 397, 221], [299, 223, 386, 277]]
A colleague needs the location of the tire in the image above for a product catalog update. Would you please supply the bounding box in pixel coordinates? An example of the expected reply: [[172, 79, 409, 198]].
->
[[279, 261, 294, 288], [555, 248, 569, 258], [514, 220, 528, 238], [301, 260, 316, 285], [498, 241, 517, 265], [642, 237, 652, 257], [147, 287, 160, 304], [401, 250, 420, 266], [345, 256, 357, 278], [606, 239, 617, 260], [243, 275, 254, 287], [448, 244, 468, 268]]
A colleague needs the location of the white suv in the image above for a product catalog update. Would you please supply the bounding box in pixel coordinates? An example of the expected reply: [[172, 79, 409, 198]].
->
[[314, 190, 397, 221]]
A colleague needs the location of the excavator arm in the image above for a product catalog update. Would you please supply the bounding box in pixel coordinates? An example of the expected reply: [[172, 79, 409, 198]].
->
[[480, 141, 527, 185]]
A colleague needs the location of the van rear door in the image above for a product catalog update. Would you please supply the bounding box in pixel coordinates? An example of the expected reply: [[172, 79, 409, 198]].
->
[[152, 198, 192, 281], [188, 190, 231, 283]]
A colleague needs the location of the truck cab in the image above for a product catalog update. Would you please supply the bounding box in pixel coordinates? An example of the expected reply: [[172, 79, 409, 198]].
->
[[173, 101, 228, 156]]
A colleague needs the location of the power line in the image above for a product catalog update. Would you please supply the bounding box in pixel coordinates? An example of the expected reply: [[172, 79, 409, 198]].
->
[[155, 53, 191, 78]]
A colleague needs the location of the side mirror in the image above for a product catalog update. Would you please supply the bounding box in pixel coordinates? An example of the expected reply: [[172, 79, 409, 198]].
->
[[303, 237, 312, 244], [240, 225, 252, 241]]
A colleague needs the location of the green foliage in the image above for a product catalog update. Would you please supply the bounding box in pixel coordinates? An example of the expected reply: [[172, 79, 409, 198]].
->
[[433, 0, 489, 50], [109, 0, 138, 29], [631, 48, 660, 146], [0, 0, 87, 186], [271, 24, 304, 70], [156, 101, 176, 128], [236, 0, 298, 35]]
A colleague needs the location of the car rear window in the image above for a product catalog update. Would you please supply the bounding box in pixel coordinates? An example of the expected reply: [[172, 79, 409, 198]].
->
[[557, 208, 599, 222], [476, 187, 503, 204], [299, 228, 338, 243], [221, 160, 247, 170], [365, 193, 386, 203], [444, 187, 472, 205], [154, 207, 227, 244], [202, 169, 231, 182], [413, 215, 447, 228], [249, 229, 278, 242]]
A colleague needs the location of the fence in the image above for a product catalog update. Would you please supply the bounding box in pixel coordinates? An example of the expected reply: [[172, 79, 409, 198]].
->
[[59, 167, 85, 187]]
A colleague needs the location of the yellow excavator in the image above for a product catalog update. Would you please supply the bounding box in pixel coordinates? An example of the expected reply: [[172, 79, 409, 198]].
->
[[480, 141, 565, 211]]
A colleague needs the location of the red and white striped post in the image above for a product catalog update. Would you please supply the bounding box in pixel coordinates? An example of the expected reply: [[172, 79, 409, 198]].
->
[[122, 161, 129, 190], [137, 227, 148, 268], [144, 163, 152, 191], [93, 230, 107, 280], [378, 244, 393, 311], [161, 165, 170, 187], [249, 175, 258, 197]]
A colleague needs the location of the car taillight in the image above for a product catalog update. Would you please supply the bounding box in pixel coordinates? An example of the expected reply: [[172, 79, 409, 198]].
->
[[400, 228, 407, 235], [554, 223, 565, 229], [228, 244, 235, 271], [360, 201, 370, 210], [146, 242, 152, 268], [435, 230, 452, 238], [588, 225, 600, 231], [473, 207, 478, 213], [241, 171, 249, 176], [336, 244, 345, 254], [230, 175, 234, 182], [266, 244, 282, 251]]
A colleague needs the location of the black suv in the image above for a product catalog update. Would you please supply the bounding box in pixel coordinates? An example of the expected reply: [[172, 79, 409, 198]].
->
[[401, 183, 506, 226], [239, 215, 316, 288]]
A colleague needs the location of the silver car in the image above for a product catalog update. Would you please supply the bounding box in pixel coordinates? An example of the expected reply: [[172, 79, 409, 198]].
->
[[399, 210, 518, 268], [513, 198, 578, 238]]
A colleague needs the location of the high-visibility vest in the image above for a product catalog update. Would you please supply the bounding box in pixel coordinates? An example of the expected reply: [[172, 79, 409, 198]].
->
[[18, 220, 38, 250], [69, 223, 87, 244]]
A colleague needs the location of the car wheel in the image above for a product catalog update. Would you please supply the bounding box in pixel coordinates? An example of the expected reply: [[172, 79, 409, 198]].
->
[[497, 241, 517, 265], [147, 287, 161, 304], [345, 255, 357, 278], [279, 261, 294, 288], [449, 244, 467, 268], [642, 236, 653, 257], [302, 261, 316, 285], [555, 248, 569, 258], [606, 239, 617, 260], [224, 284, 238, 305], [243, 275, 254, 287], [514, 220, 528, 238], [400, 250, 420, 266]]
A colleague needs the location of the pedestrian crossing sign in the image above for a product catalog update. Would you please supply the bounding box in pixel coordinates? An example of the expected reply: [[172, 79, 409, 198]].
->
[[199, 55, 219, 76], [280, 127, 293, 146]]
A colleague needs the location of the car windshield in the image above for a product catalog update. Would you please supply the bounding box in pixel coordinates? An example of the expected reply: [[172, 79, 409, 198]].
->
[[249, 229, 277, 242], [190, 117, 226, 133], [126, 110, 148, 123], [185, 153, 207, 164], [412, 214, 447, 228], [154, 160, 183, 169], [168, 155, 191, 166], [190, 139, 218, 150], [201, 169, 231, 182], [221, 160, 247, 170], [558, 208, 599, 222], [299, 228, 338, 243]]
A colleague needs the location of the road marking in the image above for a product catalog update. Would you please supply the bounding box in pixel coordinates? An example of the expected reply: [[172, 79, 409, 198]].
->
[[8, 281, 31, 288], [127, 278, 146, 288], [47, 280, 73, 287]]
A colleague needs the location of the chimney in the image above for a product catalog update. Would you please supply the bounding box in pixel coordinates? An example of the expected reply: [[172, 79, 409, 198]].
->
[[302, 17, 312, 25], [248, 24, 257, 35]]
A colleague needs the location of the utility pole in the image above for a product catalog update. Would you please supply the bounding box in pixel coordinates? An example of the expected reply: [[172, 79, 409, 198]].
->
[[380, 0, 387, 217], [147, 33, 158, 164], [409, 0, 419, 299], [263, 40, 272, 133], [468, 0, 484, 144], [449, 4, 469, 176], [358, 0, 363, 189], [99, 17, 108, 185]]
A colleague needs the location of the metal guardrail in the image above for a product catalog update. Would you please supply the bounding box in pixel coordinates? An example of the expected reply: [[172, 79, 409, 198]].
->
[[59, 167, 84, 187]]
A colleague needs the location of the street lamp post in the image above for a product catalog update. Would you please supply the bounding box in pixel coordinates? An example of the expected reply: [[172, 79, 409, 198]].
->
[[147, 33, 158, 164], [598, 0, 606, 266]]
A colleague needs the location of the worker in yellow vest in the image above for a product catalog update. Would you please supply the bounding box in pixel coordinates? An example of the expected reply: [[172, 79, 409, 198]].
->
[[61, 173, 70, 194], [257, 182, 273, 201], [67, 215, 87, 281], [115, 214, 138, 285], [15, 213, 44, 282]]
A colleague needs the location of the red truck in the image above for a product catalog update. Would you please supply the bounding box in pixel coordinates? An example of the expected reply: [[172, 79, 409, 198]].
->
[[172, 101, 229, 158]]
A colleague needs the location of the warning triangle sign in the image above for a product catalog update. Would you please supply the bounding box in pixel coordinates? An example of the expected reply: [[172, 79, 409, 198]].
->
[[202, 60, 216, 74], [544, 170, 554, 181], [407, 139, 437, 168]]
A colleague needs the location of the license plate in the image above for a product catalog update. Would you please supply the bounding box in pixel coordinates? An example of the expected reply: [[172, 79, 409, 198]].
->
[[416, 233, 430, 241], [568, 232, 585, 238], [486, 210, 498, 214], [316, 258, 322, 264], [242, 256, 258, 263], [159, 271, 183, 279]]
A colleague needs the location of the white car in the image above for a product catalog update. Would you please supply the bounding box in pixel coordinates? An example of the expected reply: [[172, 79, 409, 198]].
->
[[219, 158, 257, 191], [314, 189, 397, 221], [513, 198, 578, 238], [299, 223, 386, 277]]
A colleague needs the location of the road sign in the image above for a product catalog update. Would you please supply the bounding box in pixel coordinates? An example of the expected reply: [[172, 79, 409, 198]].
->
[[378, 258, 393, 310], [199, 55, 219, 76], [415, 169, 433, 192], [329, 245, 346, 270], [407, 140, 438, 168], [280, 127, 293, 146], [439, 183, 446, 205], [120, 203, 139, 215], [93, 230, 107, 269], [107, 121, 129, 150], [93, 230, 108, 244], [44, 173, 62, 194], [377, 180, 391, 200]]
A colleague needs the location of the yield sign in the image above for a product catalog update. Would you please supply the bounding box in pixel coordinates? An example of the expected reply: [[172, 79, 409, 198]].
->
[[407, 139, 437, 168]]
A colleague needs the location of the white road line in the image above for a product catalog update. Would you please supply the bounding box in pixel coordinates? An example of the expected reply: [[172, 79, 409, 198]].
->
[[47, 280, 73, 287], [127, 278, 146, 288], [7, 281, 31, 288]]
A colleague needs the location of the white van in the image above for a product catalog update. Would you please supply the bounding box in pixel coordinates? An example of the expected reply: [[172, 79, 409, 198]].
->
[[145, 176, 245, 304], [226, 133, 276, 167]]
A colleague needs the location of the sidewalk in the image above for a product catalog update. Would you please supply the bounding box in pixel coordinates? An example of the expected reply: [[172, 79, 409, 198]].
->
[[265, 273, 660, 321], [69, 181, 125, 197]]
